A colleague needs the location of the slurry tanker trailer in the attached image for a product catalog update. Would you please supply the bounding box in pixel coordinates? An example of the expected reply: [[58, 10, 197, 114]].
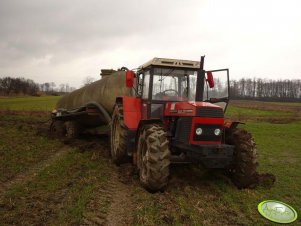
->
[[51, 57, 258, 191]]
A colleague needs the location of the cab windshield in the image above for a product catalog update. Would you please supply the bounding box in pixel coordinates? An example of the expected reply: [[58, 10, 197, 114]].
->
[[152, 68, 197, 101]]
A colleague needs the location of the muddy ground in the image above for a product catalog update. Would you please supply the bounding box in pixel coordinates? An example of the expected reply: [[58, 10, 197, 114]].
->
[[0, 103, 297, 225]]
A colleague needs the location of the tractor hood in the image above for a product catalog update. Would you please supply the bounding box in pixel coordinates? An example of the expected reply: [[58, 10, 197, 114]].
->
[[164, 101, 224, 118]]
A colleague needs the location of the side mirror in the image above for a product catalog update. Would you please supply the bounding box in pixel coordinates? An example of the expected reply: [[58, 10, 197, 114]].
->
[[125, 70, 135, 88], [206, 71, 214, 88]]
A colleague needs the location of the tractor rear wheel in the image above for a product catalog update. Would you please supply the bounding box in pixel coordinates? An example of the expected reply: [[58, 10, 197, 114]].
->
[[137, 124, 170, 192], [226, 128, 258, 188], [110, 105, 129, 165], [50, 120, 65, 138]]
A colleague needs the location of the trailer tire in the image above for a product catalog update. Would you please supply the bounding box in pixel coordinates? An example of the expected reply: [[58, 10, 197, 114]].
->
[[50, 120, 65, 138], [110, 105, 129, 165], [226, 128, 258, 188], [137, 124, 170, 192], [65, 121, 80, 139]]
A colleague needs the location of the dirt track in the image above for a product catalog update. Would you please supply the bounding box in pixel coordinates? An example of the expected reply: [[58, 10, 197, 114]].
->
[[48, 132, 136, 226], [75, 139, 135, 226], [82, 166, 135, 226]]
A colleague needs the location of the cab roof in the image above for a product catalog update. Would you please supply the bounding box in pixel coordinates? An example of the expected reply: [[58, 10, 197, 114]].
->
[[139, 57, 200, 70]]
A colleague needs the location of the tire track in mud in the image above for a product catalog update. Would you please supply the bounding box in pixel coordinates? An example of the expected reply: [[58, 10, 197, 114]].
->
[[0, 147, 70, 196], [82, 165, 135, 226]]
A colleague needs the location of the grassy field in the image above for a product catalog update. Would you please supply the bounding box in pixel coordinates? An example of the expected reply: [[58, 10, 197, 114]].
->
[[0, 96, 60, 111], [0, 97, 300, 225]]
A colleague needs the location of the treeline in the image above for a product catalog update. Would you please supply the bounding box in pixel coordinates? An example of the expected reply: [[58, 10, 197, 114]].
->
[[40, 82, 75, 94], [0, 76, 75, 96], [1, 76, 301, 101], [230, 78, 301, 101], [0, 77, 39, 96]]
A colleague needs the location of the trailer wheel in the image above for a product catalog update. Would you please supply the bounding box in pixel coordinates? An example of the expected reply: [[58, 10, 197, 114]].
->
[[110, 105, 129, 165], [65, 121, 80, 139], [226, 128, 258, 188], [50, 120, 65, 138], [137, 124, 170, 192]]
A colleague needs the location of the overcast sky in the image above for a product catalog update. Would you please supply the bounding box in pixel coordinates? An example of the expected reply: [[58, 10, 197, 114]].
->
[[0, 0, 300, 88]]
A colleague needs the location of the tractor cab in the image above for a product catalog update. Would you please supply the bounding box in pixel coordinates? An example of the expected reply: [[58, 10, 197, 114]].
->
[[134, 57, 230, 119]]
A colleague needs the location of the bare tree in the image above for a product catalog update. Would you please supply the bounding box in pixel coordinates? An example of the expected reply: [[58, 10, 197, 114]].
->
[[65, 83, 69, 92], [50, 82, 56, 92], [83, 76, 95, 86], [44, 83, 50, 92], [59, 84, 65, 93]]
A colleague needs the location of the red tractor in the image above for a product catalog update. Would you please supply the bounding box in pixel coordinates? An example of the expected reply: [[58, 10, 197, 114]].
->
[[110, 56, 258, 191]]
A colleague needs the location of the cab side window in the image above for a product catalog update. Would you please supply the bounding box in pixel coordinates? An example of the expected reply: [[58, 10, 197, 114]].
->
[[142, 71, 150, 99], [137, 73, 143, 97]]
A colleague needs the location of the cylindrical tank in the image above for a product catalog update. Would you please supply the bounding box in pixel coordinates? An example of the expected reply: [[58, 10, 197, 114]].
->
[[56, 70, 131, 115]]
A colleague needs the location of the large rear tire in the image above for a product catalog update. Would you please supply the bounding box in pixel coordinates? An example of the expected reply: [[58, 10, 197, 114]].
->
[[226, 128, 258, 188], [110, 105, 129, 165], [137, 124, 170, 192]]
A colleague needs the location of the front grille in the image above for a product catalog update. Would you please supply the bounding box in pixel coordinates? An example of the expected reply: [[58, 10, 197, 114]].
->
[[193, 124, 222, 141], [196, 107, 224, 118], [175, 117, 192, 143]]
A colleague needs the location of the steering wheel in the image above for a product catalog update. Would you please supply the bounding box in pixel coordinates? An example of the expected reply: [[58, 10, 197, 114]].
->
[[161, 89, 179, 96]]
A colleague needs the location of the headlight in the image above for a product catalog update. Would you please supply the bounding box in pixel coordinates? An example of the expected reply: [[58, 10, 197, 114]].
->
[[195, 128, 203, 135], [214, 128, 221, 136]]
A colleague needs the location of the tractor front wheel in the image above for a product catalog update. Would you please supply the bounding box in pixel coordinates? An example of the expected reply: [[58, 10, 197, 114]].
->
[[137, 124, 170, 192], [226, 128, 258, 188]]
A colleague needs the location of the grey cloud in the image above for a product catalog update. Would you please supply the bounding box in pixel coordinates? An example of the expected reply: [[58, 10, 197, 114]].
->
[[0, 0, 190, 65]]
